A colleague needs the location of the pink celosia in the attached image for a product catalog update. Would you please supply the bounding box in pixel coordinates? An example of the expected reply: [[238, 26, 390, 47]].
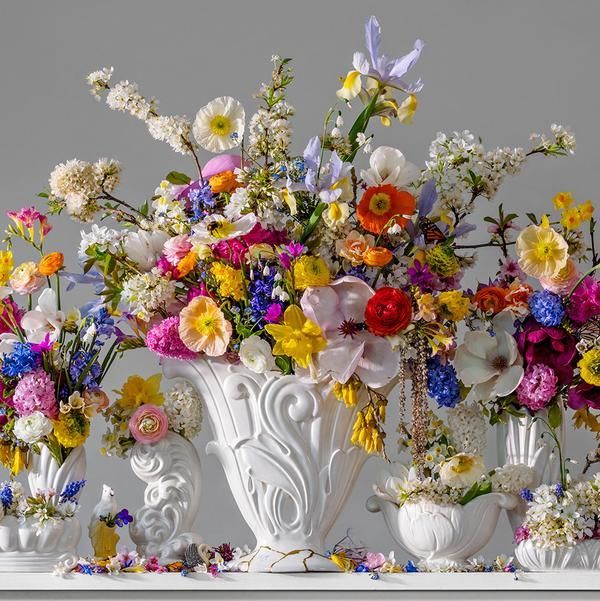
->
[[146, 316, 198, 360], [13, 368, 58, 418], [128, 404, 169, 445], [163, 234, 192, 266], [516, 363, 558, 411]]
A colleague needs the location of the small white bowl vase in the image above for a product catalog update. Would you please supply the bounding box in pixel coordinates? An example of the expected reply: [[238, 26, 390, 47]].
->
[[515, 539, 600, 571]]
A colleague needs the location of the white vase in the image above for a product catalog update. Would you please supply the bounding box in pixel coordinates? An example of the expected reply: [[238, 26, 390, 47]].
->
[[515, 539, 600, 570], [162, 357, 369, 572], [497, 408, 566, 530], [367, 493, 517, 569], [27, 445, 87, 498], [129, 431, 203, 561]]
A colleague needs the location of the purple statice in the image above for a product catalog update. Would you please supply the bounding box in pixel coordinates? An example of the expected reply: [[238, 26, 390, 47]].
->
[[426, 355, 460, 408], [69, 350, 102, 389], [520, 488, 534, 503], [529, 289, 565, 327], [2, 342, 40, 378], [188, 182, 215, 222], [407, 259, 436, 291], [60, 479, 86, 502], [248, 269, 277, 322]]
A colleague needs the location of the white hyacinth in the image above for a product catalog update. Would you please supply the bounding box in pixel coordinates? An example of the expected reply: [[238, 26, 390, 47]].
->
[[163, 381, 202, 440]]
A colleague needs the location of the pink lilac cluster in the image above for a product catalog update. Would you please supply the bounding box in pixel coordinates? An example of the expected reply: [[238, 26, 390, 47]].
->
[[12, 368, 58, 418], [568, 276, 600, 324], [516, 363, 558, 411], [146, 316, 197, 360]]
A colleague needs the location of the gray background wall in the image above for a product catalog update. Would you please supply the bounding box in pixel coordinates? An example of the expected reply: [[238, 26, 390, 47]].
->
[[0, 0, 598, 561]]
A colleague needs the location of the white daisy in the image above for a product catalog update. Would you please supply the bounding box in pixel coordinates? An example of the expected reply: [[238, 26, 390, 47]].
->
[[192, 96, 245, 153]]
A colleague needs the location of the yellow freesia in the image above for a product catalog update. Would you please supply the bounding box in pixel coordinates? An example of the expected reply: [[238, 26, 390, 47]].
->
[[0, 250, 13, 286]]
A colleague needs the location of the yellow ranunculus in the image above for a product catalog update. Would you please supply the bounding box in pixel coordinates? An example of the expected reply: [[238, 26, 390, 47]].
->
[[265, 305, 326, 369], [116, 374, 164, 409], [437, 290, 471, 322], [579, 349, 600, 387], [211, 262, 244, 301], [293, 256, 330, 290]]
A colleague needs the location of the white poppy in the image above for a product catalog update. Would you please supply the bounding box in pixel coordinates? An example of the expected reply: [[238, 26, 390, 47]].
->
[[239, 336, 277, 374], [190, 214, 256, 245], [21, 288, 65, 344], [123, 230, 169, 271], [360, 146, 419, 189], [192, 96, 245, 153]]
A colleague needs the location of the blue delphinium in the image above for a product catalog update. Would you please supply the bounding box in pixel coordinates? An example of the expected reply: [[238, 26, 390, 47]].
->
[[60, 479, 86, 502], [529, 289, 565, 327], [248, 268, 276, 322], [426, 355, 460, 408], [69, 350, 102, 388], [189, 182, 215, 222], [0, 482, 13, 510], [1, 342, 40, 378]]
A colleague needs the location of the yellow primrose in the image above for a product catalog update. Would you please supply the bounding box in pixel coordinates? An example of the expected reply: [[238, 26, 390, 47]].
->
[[579, 349, 600, 387], [578, 200, 595, 222], [265, 305, 327, 369], [552, 191, 574, 211], [560, 207, 582, 231], [336, 70, 362, 101], [437, 290, 471, 322], [116, 374, 164, 410], [0, 250, 13, 286], [293, 256, 331, 290]]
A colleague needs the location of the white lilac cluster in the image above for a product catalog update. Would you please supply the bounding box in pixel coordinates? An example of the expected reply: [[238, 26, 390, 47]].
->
[[447, 402, 487, 456], [247, 101, 295, 162], [120, 270, 176, 321], [163, 381, 203, 440], [152, 181, 188, 234], [49, 158, 121, 222], [522, 477, 600, 549], [490, 463, 535, 494], [79, 224, 124, 260]]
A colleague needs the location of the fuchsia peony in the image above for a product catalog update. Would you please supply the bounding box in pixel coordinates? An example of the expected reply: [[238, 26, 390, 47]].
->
[[146, 316, 198, 360], [567, 276, 600, 325], [516, 317, 577, 385], [128, 404, 169, 444], [516, 363, 558, 411], [12, 368, 58, 418], [567, 382, 600, 411]]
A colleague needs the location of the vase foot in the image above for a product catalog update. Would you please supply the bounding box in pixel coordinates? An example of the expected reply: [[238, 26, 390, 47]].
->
[[0, 550, 78, 572], [237, 545, 340, 572]]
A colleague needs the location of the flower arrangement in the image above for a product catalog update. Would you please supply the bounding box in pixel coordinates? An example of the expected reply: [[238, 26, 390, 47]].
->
[[44, 15, 579, 469], [101, 374, 202, 457], [0, 207, 126, 474]]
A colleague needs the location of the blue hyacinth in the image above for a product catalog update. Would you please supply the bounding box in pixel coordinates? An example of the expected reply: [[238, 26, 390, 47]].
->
[[426, 355, 461, 408], [554, 483, 564, 499], [60, 479, 86, 502], [69, 350, 102, 389], [529, 289, 565, 327], [520, 488, 534, 502], [248, 268, 276, 322], [0, 483, 13, 510], [1, 343, 40, 378]]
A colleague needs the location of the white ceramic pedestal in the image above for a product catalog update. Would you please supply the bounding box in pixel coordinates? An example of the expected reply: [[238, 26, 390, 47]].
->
[[162, 357, 369, 572], [129, 431, 203, 562], [367, 493, 517, 569], [515, 539, 600, 570]]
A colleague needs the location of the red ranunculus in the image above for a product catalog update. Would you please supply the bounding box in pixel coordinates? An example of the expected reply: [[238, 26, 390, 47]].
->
[[365, 287, 412, 336]]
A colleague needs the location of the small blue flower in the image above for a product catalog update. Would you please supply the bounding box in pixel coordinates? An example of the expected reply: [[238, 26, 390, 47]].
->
[[405, 560, 419, 573], [370, 572, 380, 580], [189, 182, 215, 222], [529, 290, 565, 327], [554, 483, 564, 499], [60, 479, 86, 502], [1, 343, 40, 378], [0, 483, 14, 510], [520, 488, 534, 502], [69, 350, 102, 389], [356, 564, 369, 572], [427, 355, 460, 408], [115, 508, 133, 528]]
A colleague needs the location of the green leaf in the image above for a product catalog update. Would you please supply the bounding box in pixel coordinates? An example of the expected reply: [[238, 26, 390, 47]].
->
[[459, 480, 492, 506], [526, 213, 538, 225], [139, 200, 149, 217], [275, 355, 293, 375], [344, 91, 380, 162], [483, 216, 499, 224], [300, 202, 327, 243], [165, 171, 192, 185], [548, 403, 563, 429], [37, 192, 49, 199]]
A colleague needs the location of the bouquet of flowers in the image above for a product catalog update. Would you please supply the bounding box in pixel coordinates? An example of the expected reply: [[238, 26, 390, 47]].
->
[[47, 15, 577, 465], [0, 207, 124, 473]]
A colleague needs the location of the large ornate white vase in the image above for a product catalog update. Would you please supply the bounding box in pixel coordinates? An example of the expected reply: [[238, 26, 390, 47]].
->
[[129, 431, 203, 561], [367, 494, 517, 569], [0, 446, 86, 572], [162, 357, 369, 572], [515, 539, 600, 571], [497, 409, 566, 530]]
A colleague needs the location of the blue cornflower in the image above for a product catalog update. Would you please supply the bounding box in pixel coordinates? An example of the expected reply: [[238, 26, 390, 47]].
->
[[0, 483, 13, 510], [405, 560, 419, 573], [529, 290, 565, 327], [520, 488, 534, 502], [115, 508, 133, 528], [426, 355, 460, 408], [1, 343, 40, 378], [554, 483, 564, 499], [69, 350, 102, 388], [60, 479, 86, 502], [189, 182, 215, 222], [79, 563, 94, 575]]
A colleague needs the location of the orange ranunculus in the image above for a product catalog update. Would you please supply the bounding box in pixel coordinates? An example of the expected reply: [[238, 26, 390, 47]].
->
[[363, 246, 393, 267], [38, 252, 64, 276], [173, 251, 198, 280], [505, 281, 533, 310], [357, 184, 416, 234], [209, 170, 238, 194], [473, 286, 507, 315]]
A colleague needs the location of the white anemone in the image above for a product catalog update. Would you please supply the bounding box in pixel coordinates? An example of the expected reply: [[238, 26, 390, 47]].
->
[[193, 96, 245, 153]]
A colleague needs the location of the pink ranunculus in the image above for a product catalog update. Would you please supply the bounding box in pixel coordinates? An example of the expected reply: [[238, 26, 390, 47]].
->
[[567, 382, 600, 411], [163, 234, 192, 266], [539, 259, 579, 295], [568, 276, 600, 325], [516, 317, 577, 386], [128, 404, 169, 445], [300, 276, 399, 388]]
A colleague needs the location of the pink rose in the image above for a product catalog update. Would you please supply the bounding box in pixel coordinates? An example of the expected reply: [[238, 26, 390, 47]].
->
[[128, 404, 169, 445], [163, 235, 192, 266]]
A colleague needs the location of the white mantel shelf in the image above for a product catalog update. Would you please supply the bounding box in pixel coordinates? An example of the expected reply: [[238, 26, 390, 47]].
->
[[0, 572, 599, 600]]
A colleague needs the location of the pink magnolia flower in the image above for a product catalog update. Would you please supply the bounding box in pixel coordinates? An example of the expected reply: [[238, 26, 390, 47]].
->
[[163, 235, 192, 266], [300, 276, 398, 388], [128, 404, 169, 445]]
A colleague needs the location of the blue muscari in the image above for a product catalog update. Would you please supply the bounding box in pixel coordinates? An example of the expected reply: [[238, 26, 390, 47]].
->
[[520, 488, 534, 502], [0, 483, 13, 510], [69, 350, 102, 389], [1, 342, 40, 378], [426, 355, 460, 408], [60, 479, 86, 501]]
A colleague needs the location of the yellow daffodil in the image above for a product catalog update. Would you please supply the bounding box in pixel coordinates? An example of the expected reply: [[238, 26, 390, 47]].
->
[[578, 200, 595, 222], [560, 207, 582, 231], [579, 349, 600, 387], [293, 256, 330, 290], [265, 305, 326, 368], [179, 296, 232, 356], [116, 374, 164, 410], [552, 191, 574, 211], [516, 217, 569, 278]]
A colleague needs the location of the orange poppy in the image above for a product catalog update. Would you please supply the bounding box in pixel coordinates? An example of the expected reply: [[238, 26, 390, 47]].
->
[[357, 184, 416, 234]]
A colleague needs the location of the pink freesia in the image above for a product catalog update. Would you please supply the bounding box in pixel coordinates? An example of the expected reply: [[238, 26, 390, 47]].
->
[[163, 234, 192, 266], [128, 404, 169, 445], [300, 276, 399, 388]]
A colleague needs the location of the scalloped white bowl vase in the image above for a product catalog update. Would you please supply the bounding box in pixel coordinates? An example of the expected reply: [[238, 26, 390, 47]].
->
[[497, 408, 566, 530], [367, 493, 517, 569], [162, 357, 369, 572], [0, 446, 86, 572], [515, 539, 600, 570], [129, 431, 203, 561]]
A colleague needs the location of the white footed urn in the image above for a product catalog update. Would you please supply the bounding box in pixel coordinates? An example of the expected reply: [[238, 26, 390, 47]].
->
[[515, 539, 600, 571], [162, 357, 369, 572], [129, 431, 203, 561], [367, 494, 517, 569]]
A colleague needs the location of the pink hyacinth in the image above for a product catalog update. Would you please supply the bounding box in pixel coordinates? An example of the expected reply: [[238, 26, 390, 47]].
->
[[13, 368, 58, 418], [516, 363, 558, 412], [128, 404, 169, 445], [146, 317, 198, 360], [514, 526, 531, 544]]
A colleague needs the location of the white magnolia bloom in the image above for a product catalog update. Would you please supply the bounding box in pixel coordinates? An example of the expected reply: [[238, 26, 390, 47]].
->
[[191, 213, 256, 245], [21, 288, 65, 344], [439, 453, 486, 488], [360, 146, 419, 189], [0, 333, 18, 355], [14, 412, 53, 444], [454, 322, 523, 401], [239, 336, 277, 374], [193, 96, 245, 153], [123, 230, 170, 271]]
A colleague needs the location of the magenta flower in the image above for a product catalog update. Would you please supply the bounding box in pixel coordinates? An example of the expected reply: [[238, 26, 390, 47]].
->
[[568, 277, 600, 325], [516, 364, 558, 411], [283, 242, 305, 258], [363, 552, 386, 570], [514, 526, 531, 544], [567, 382, 600, 411], [212, 238, 246, 267], [407, 260, 436, 290], [7, 206, 52, 238], [187, 284, 208, 303], [146, 317, 197, 360], [516, 317, 577, 385], [263, 303, 283, 323]]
